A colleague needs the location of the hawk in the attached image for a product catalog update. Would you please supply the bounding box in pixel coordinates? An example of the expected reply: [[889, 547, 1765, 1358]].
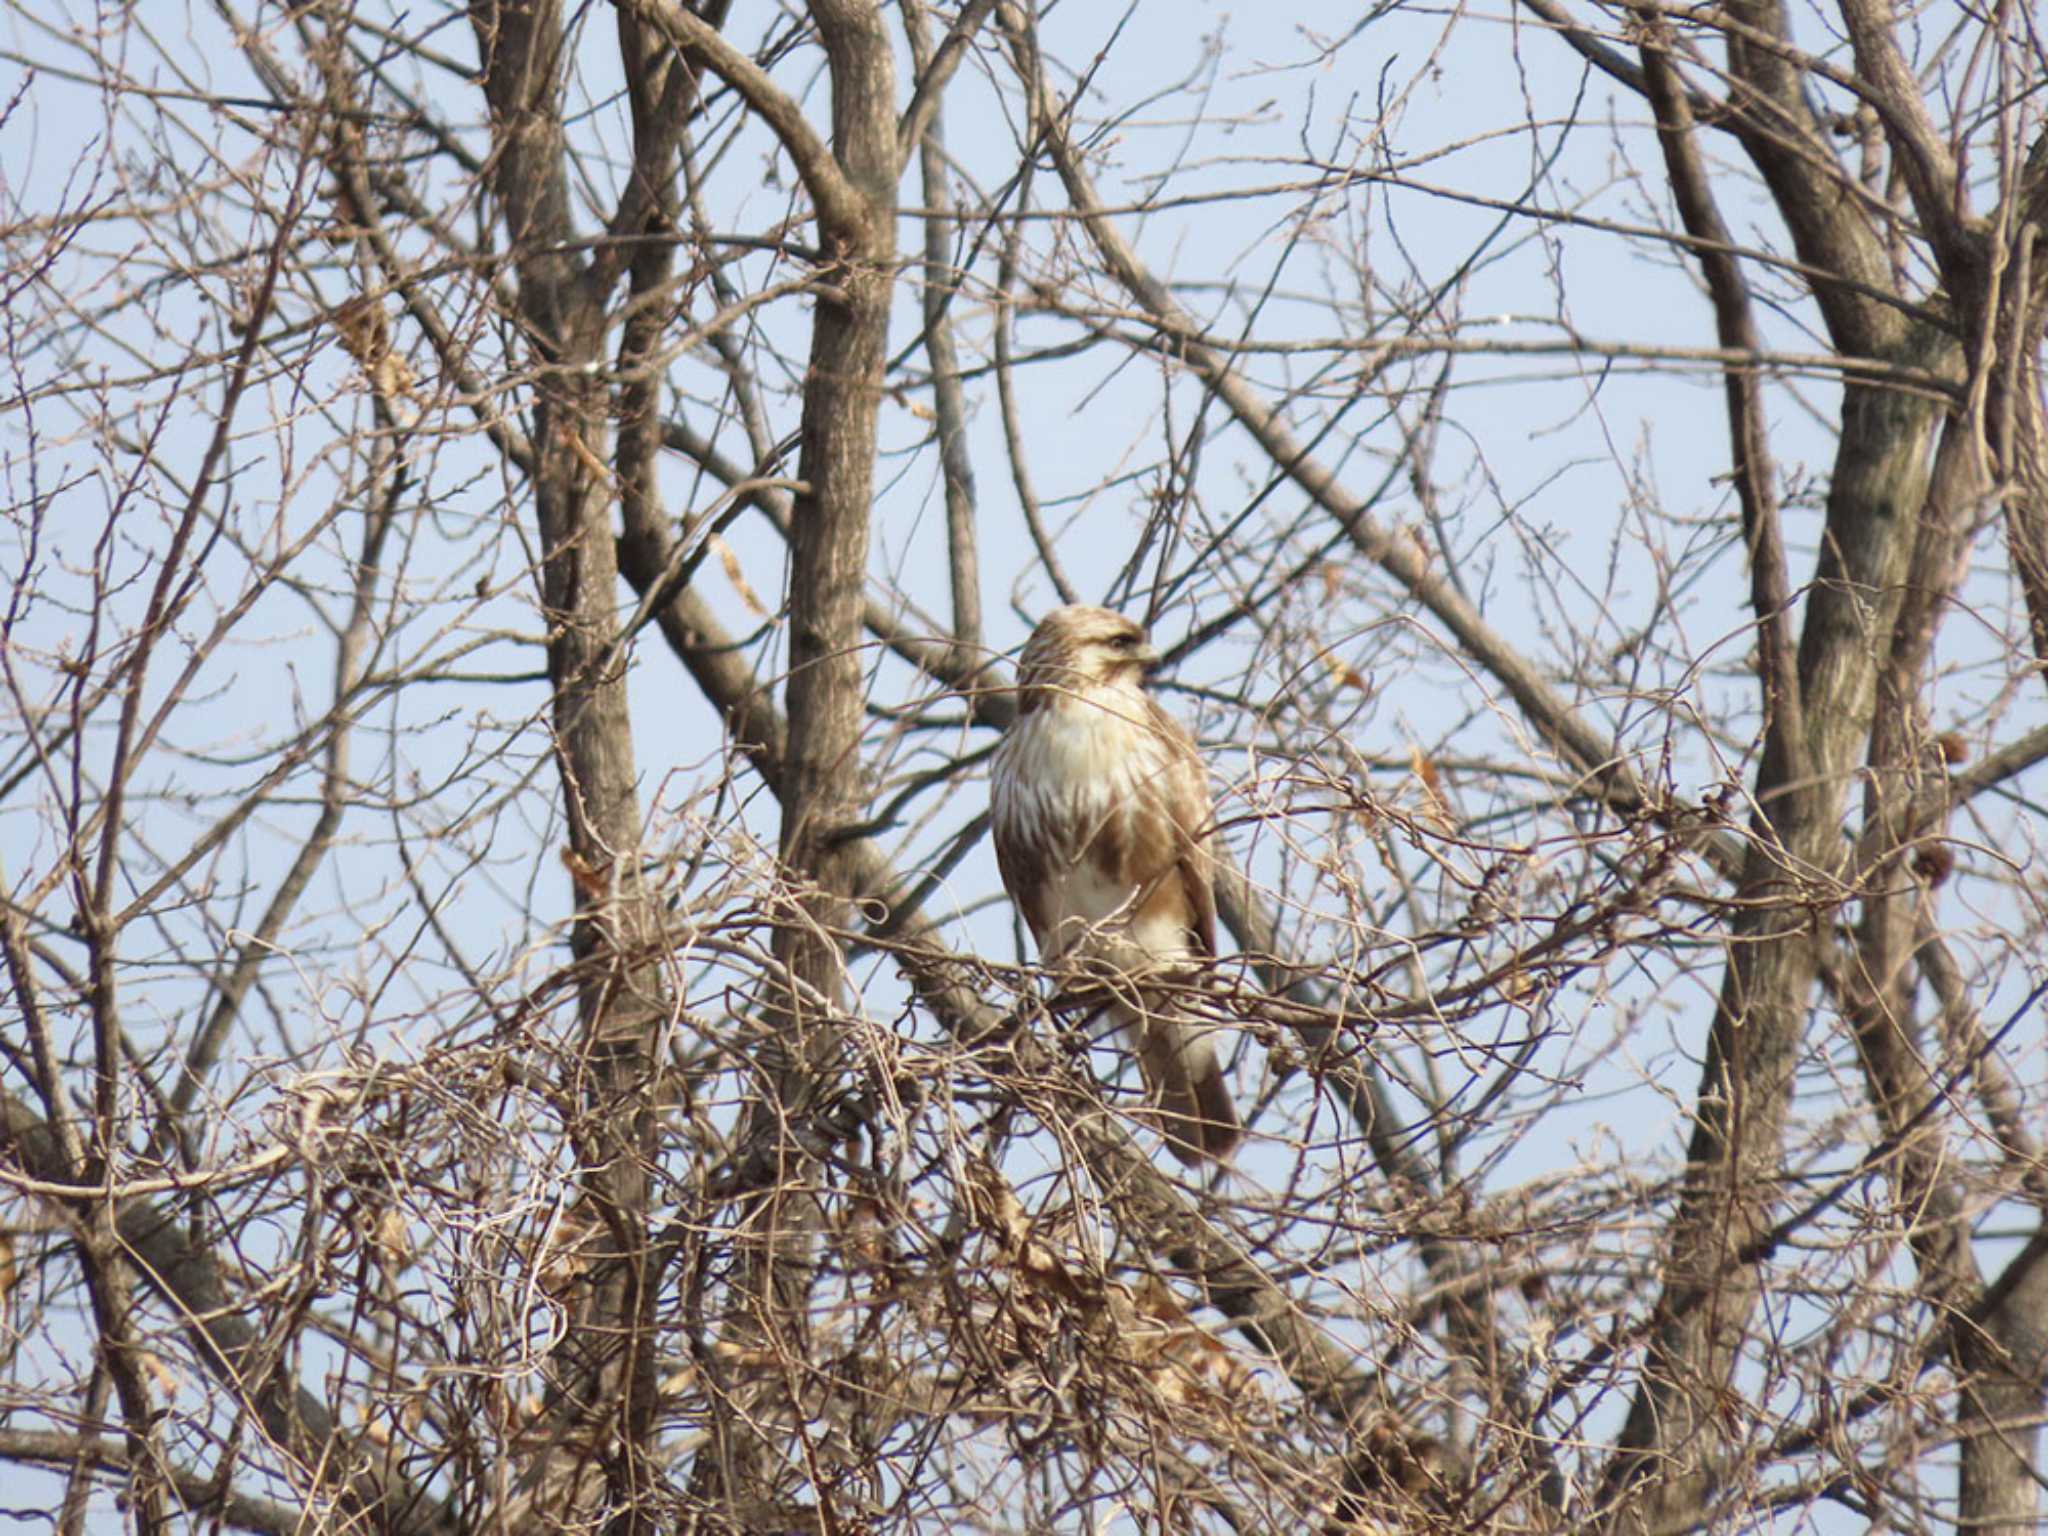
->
[[990, 605, 1242, 1165]]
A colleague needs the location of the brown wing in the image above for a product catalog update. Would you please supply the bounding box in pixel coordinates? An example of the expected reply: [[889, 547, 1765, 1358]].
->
[[990, 764, 1053, 948], [1120, 698, 1241, 1165], [1144, 694, 1217, 958]]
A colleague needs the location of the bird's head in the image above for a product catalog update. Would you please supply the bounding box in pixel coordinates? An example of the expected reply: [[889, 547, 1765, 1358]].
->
[[1015, 605, 1160, 709]]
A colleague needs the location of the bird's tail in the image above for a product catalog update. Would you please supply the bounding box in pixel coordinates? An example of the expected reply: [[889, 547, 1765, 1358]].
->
[[1126, 1003, 1242, 1167]]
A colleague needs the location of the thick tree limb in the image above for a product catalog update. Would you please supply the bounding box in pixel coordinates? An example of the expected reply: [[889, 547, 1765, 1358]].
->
[[0, 1090, 456, 1536]]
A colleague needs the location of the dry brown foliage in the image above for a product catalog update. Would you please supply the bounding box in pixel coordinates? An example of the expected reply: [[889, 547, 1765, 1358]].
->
[[2, 1, 2048, 1533]]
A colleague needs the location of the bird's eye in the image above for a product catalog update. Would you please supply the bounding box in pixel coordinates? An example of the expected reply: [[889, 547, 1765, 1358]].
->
[[1111, 633, 1138, 649]]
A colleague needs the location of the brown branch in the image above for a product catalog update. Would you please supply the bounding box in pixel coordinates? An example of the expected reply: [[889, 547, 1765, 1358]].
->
[[468, 1, 679, 1523], [1001, 14, 1635, 808], [903, 1, 984, 665], [895, 0, 1000, 174], [1717, 0, 1912, 355], [0, 1089, 456, 1536], [626, 0, 867, 234], [614, 516, 1409, 1443], [0, 1428, 308, 1536], [1635, 6, 1806, 799], [1833, 0, 1975, 279]]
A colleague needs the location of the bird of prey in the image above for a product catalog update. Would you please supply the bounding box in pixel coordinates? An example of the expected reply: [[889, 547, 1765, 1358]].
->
[[989, 605, 1242, 1165]]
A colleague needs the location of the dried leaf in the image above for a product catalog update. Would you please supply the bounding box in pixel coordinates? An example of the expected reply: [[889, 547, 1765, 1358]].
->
[[1410, 745, 1452, 831], [710, 1339, 781, 1371], [558, 424, 614, 488], [559, 845, 611, 902], [373, 1205, 415, 1275], [835, 1192, 891, 1269], [1911, 843, 1956, 886], [535, 1199, 600, 1293], [141, 1349, 180, 1396], [331, 296, 387, 367], [1497, 965, 1537, 1003], [1126, 1275, 1256, 1402], [1324, 654, 1369, 692], [369, 351, 417, 401], [331, 297, 416, 401], [1132, 1273, 1187, 1325], [711, 534, 770, 619], [962, 1153, 1029, 1250]]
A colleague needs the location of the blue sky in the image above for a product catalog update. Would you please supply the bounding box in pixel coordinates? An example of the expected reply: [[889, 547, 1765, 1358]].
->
[[1, 0, 2041, 1527]]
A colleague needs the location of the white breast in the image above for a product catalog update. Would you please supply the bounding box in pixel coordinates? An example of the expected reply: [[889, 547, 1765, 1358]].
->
[[992, 687, 1190, 962]]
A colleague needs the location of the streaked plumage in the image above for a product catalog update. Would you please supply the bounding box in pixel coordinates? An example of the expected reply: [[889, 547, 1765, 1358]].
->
[[990, 605, 1242, 1165]]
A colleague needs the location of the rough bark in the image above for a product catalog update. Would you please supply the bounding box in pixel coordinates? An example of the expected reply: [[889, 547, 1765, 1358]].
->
[[469, 2, 678, 1523]]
